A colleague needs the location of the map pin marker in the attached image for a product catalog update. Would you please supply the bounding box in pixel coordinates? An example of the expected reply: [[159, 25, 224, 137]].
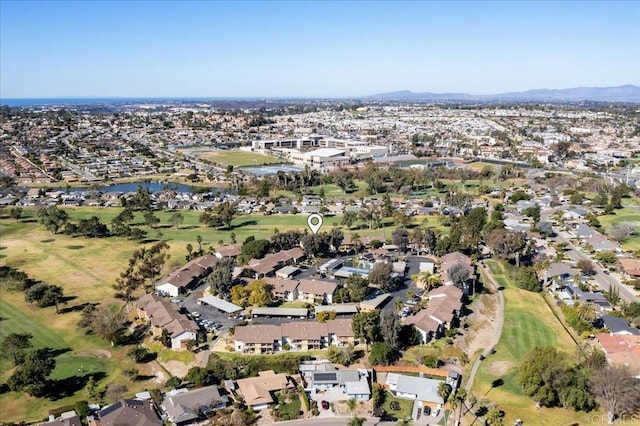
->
[[307, 213, 323, 235]]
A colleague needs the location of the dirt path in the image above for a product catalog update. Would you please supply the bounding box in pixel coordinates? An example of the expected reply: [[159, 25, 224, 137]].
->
[[457, 291, 500, 358], [464, 264, 505, 392]]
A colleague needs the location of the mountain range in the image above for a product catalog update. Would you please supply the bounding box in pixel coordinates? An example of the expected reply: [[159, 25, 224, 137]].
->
[[363, 85, 640, 103]]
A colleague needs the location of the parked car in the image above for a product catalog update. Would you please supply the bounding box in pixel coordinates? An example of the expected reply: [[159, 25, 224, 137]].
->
[[170, 298, 181, 303], [423, 406, 431, 416], [321, 400, 330, 410], [191, 311, 201, 318]]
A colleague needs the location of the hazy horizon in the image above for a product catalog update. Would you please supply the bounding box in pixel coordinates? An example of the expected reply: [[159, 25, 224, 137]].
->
[[1, 1, 639, 98]]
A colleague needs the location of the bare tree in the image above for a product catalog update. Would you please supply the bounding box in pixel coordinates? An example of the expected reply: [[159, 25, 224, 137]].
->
[[589, 366, 640, 424], [610, 222, 635, 243]]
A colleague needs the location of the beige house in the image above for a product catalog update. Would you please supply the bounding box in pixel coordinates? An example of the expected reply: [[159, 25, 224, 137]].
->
[[234, 319, 355, 353], [297, 279, 337, 304], [235, 371, 295, 410], [137, 294, 199, 349]]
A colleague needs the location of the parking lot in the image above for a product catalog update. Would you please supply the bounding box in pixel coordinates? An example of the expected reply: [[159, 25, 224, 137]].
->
[[179, 285, 245, 335]]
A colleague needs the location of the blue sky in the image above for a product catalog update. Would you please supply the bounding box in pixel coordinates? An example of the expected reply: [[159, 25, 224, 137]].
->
[[1, 1, 638, 98]]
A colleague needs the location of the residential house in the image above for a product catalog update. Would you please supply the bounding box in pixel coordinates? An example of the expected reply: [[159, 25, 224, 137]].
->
[[98, 400, 162, 426], [589, 231, 621, 253], [595, 333, 640, 378], [155, 255, 217, 297], [308, 369, 371, 401], [558, 285, 612, 312], [562, 208, 588, 221], [297, 279, 337, 304], [42, 411, 82, 426], [403, 285, 463, 344], [215, 244, 242, 259], [618, 258, 640, 279], [136, 294, 198, 349], [573, 223, 594, 239], [601, 315, 640, 336], [546, 262, 579, 290], [385, 373, 445, 416], [235, 371, 295, 411], [439, 252, 474, 292], [162, 386, 228, 425]]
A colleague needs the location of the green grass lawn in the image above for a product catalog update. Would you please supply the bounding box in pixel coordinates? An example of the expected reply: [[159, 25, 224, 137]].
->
[[597, 208, 640, 251], [146, 341, 195, 364], [382, 391, 413, 422], [197, 150, 285, 167], [468, 260, 602, 425], [276, 391, 302, 420]]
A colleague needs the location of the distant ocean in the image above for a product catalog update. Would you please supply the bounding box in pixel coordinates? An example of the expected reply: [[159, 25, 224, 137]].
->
[[0, 98, 173, 107], [0, 97, 303, 107]]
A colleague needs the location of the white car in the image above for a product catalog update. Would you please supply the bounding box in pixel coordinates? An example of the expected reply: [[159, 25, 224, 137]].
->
[[191, 311, 201, 318]]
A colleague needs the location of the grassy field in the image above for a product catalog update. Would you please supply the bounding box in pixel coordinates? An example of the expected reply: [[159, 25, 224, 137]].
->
[[597, 208, 640, 251], [195, 150, 285, 167], [0, 212, 196, 422], [468, 261, 601, 425], [0, 291, 127, 422]]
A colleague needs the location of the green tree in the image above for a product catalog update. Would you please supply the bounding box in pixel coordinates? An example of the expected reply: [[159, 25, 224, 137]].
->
[[185, 366, 218, 387], [9, 206, 22, 221], [247, 279, 273, 306], [7, 348, 56, 397], [1, 332, 33, 365], [379, 309, 401, 349], [369, 262, 393, 290], [342, 211, 358, 230], [448, 263, 470, 291], [143, 210, 160, 228], [207, 257, 236, 298], [352, 310, 381, 345], [37, 205, 68, 234], [487, 228, 527, 267], [369, 342, 395, 366], [317, 310, 337, 323], [514, 266, 542, 292], [170, 212, 184, 229], [517, 346, 566, 406]]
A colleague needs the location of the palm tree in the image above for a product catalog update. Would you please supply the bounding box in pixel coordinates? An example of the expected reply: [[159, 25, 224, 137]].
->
[[347, 417, 365, 426], [453, 388, 467, 425], [346, 398, 357, 417], [576, 302, 597, 322], [411, 271, 441, 291], [533, 259, 550, 289], [437, 382, 451, 403], [394, 297, 403, 312]]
